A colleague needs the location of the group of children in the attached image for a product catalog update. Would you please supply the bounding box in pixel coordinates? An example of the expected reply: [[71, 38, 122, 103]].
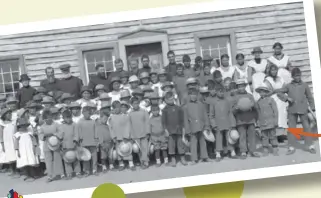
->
[[0, 52, 317, 183]]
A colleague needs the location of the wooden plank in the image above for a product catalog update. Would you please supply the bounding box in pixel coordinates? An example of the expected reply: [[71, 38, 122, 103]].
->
[[169, 38, 194, 45], [169, 33, 194, 41], [25, 55, 78, 65], [237, 30, 307, 43], [236, 20, 305, 33], [24, 50, 77, 60], [170, 43, 195, 51], [237, 37, 307, 50], [28, 66, 80, 77], [241, 47, 309, 59], [236, 25, 306, 38], [26, 60, 79, 71], [171, 48, 196, 56]]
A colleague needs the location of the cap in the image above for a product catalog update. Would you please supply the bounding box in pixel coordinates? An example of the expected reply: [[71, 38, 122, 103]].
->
[[60, 93, 73, 102], [110, 76, 121, 84], [235, 79, 248, 85], [6, 96, 18, 104], [50, 107, 60, 114], [139, 71, 150, 79], [252, 47, 263, 54], [80, 86, 93, 94], [16, 118, 30, 127], [132, 88, 144, 96], [199, 86, 209, 93], [59, 64, 71, 71], [149, 91, 160, 99], [161, 81, 174, 91], [129, 75, 139, 83], [141, 85, 154, 93], [84, 102, 97, 109], [100, 101, 112, 109], [95, 84, 105, 91], [42, 96, 55, 104], [186, 77, 198, 86]]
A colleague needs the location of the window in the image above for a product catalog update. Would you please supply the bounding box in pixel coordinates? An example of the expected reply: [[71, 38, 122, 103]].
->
[[0, 55, 25, 97], [194, 30, 236, 67], [77, 42, 119, 85]]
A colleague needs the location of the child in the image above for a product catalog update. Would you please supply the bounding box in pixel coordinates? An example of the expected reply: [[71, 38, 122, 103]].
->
[[51, 107, 63, 124], [60, 93, 74, 107], [161, 81, 179, 105], [17, 74, 37, 108], [150, 70, 159, 86], [195, 56, 203, 69], [109, 101, 134, 171], [162, 91, 186, 167], [6, 96, 19, 122], [213, 70, 224, 87], [173, 63, 188, 104], [256, 85, 279, 156], [77, 86, 96, 109], [108, 76, 122, 103], [155, 69, 168, 97], [232, 79, 260, 159], [120, 71, 130, 90], [32, 94, 43, 105], [200, 64, 213, 87], [140, 71, 151, 87], [94, 84, 106, 99], [69, 102, 82, 123], [42, 96, 56, 110], [277, 68, 316, 154], [183, 88, 211, 165], [147, 92, 162, 114], [128, 75, 140, 95], [182, 54, 195, 78], [76, 103, 98, 176], [193, 63, 202, 85], [132, 88, 144, 103], [199, 86, 210, 103], [129, 97, 150, 169], [57, 109, 81, 179], [38, 110, 64, 182], [0, 108, 18, 177], [150, 105, 168, 166], [181, 78, 202, 106], [120, 89, 131, 104], [36, 86, 48, 98], [96, 104, 114, 172], [14, 118, 39, 182], [209, 84, 236, 160]]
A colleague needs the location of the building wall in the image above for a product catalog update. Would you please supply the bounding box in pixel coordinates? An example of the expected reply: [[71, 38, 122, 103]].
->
[[0, 2, 311, 90]]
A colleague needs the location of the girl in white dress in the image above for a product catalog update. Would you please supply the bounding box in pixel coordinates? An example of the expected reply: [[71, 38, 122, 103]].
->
[[0, 108, 18, 177], [216, 54, 236, 80], [108, 76, 122, 103], [264, 64, 289, 141], [76, 86, 97, 109], [248, 47, 269, 101], [14, 118, 39, 182], [233, 53, 255, 94], [267, 42, 292, 84]]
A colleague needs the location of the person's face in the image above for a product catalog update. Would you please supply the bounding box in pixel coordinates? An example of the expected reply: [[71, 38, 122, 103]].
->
[[142, 58, 149, 67], [130, 81, 139, 89], [270, 66, 278, 77], [194, 68, 201, 76], [203, 66, 211, 74], [71, 108, 80, 116], [82, 91, 91, 100], [43, 103, 53, 109], [164, 86, 172, 92], [167, 53, 175, 64], [121, 77, 128, 84], [258, 90, 268, 98], [159, 74, 167, 82], [253, 52, 261, 59], [130, 60, 139, 71], [293, 74, 301, 83], [150, 74, 158, 83], [113, 105, 121, 114], [152, 109, 160, 117], [120, 97, 130, 103], [214, 76, 222, 84], [224, 80, 232, 89], [82, 110, 91, 119], [165, 97, 174, 105], [176, 67, 184, 75], [187, 83, 197, 90], [100, 114, 109, 124], [5, 112, 12, 121], [112, 82, 120, 91], [22, 112, 30, 120], [29, 108, 37, 115], [22, 80, 29, 87], [63, 116, 72, 124], [236, 57, 245, 66], [183, 61, 191, 68], [196, 60, 203, 66], [120, 105, 128, 113], [97, 90, 105, 97], [44, 115, 53, 125], [237, 84, 246, 93], [221, 57, 230, 67], [216, 90, 224, 98], [200, 93, 209, 100], [150, 99, 159, 106], [115, 62, 123, 71], [64, 99, 71, 105], [274, 46, 282, 55], [190, 94, 198, 102], [132, 101, 140, 110], [97, 67, 105, 77], [53, 113, 60, 120], [141, 78, 149, 85]]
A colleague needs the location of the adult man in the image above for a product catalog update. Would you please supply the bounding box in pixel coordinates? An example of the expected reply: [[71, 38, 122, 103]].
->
[[57, 64, 83, 100], [88, 64, 109, 92], [128, 58, 140, 77], [139, 54, 152, 74], [106, 58, 124, 92], [164, 50, 177, 81], [40, 67, 60, 92]]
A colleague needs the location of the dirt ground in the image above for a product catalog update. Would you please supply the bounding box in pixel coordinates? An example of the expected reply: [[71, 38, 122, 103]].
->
[[0, 141, 320, 196]]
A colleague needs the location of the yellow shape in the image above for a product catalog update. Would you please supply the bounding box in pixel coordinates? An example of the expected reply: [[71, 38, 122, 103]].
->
[[183, 182, 244, 198], [92, 183, 126, 198]]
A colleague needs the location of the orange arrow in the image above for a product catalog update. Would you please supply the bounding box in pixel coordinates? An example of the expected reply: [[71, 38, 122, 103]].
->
[[287, 128, 321, 139]]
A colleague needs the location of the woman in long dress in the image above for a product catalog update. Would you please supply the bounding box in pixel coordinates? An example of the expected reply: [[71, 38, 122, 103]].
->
[[232, 53, 255, 94], [248, 47, 269, 101], [215, 54, 236, 80], [264, 64, 288, 143], [267, 42, 292, 84]]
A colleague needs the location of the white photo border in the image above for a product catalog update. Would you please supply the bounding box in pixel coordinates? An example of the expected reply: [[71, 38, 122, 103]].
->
[[2, 0, 321, 197]]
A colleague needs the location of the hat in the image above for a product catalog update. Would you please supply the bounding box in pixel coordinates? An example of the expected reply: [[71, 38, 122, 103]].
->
[[69, 102, 81, 109], [50, 107, 60, 114], [120, 71, 130, 78], [182, 54, 191, 62], [33, 94, 42, 102], [62, 149, 77, 164], [42, 96, 55, 104], [161, 81, 174, 91], [0, 108, 12, 120], [120, 101, 130, 108], [200, 86, 209, 93], [100, 101, 112, 109], [84, 102, 97, 109], [76, 147, 91, 161], [27, 102, 41, 109], [19, 74, 31, 82], [141, 85, 154, 93], [186, 77, 198, 86], [117, 141, 133, 157], [149, 91, 160, 99], [60, 93, 73, 102], [139, 71, 150, 79], [110, 76, 121, 85], [132, 88, 144, 96], [47, 136, 61, 151], [99, 93, 111, 101], [203, 54, 213, 61], [6, 96, 18, 105], [59, 64, 71, 71], [158, 68, 167, 76], [95, 84, 105, 91], [144, 92, 152, 99], [0, 95, 6, 102], [255, 83, 271, 93], [235, 79, 248, 85], [17, 108, 29, 118], [36, 86, 47, 94], [203, 130, 215, 142], [150, 69, 158, 75], [128, 75, 139, 83], [80, 86, 92, 94], [252, 47, 263, 54], [16, 117, 30, 127], [120, 89, 131, 99], [132, 140, 141, 154]]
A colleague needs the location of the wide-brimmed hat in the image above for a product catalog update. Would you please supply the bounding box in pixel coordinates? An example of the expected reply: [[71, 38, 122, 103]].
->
[[47, 136, 61, 151], [161, 81, 174, 91], [255, 85, 271, 93], [19, 74, 31, 82], [60, 93, 74, 102], [158, 69, 167, 76], [76, 147, 91, 161], [27, 102, 42, 109], [128, 75, 139, 83], [100, 101, 112, 110], [69, 102, 81, 109], [95, 84, 105, 92], [141, 85, 154, 93], [110, 76, 121, 84], [203, 54, 213, 61], [132, 88, 144, 96], [36, 86, 47, 94], [0, 108, 12, 120], [251, 47, 263, 54], [120, 101, 130, 108], [229, 129, 240, 142], [120, 89, 131, 99], [62, 149, 77, 164], [117, 141, 133, 157], [203, 130, 215, 142], [235, 79, 248, 85], [6, 96, 18, 104], [200, 86, 209, 93], [17, 108, 29, 118], [149, 91, 160, 100], [33, 94, 43, 102], [132, 140, 141, 154], [50, 107, 60, 114], [80, 86, 92, 95], [139, 71, 150, 79], [16, 117, 30, 127], [186, 77, 198, 86], [99, 93, 111, 101], [42, 96, 55, 104]]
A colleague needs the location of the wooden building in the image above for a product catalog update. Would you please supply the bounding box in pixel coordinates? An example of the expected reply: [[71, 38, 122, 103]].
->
[[0, 2, 312, 95]]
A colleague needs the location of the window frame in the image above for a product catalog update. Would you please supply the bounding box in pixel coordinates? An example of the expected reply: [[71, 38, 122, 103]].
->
[[194, 29, 237, 65], [76, 42, 119, 85], [0, 54, 26, 96]]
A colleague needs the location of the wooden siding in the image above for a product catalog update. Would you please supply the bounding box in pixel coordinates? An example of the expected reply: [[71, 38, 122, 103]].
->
[[0, 2, 312, 91]]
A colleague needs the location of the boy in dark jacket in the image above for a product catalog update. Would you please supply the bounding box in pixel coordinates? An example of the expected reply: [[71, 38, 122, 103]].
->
[[17, 74, 37, 108]]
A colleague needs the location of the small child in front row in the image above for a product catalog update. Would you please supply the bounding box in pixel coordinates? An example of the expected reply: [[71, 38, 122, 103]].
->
[[255, 85, 279, 156], [57, 109, 81, 179], [150, 105, 168, 166]]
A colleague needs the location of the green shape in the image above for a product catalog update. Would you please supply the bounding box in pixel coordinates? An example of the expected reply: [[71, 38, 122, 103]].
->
[[92, 183, 126, 198]]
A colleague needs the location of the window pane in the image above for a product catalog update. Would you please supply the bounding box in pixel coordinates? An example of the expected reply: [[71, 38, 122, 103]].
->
[[0, 59, 19, 73], [84, 49, 115, 74]]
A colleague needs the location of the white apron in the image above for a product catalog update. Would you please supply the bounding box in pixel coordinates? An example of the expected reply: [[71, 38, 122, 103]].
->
[[268, 55, 292, 84], [108, 91, 121, 103], [2, 121, 16, 163], [36, 126, 45, 161], [216, 66, 236, 80], [249, 59, 268, 102], [265, 76, 288, 135], [14, 132, 39, 168], [234, 65, 252, 94]]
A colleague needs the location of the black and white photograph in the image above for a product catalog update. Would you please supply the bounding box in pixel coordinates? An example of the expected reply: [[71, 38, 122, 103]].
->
[[0, 0, 321, 196]]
